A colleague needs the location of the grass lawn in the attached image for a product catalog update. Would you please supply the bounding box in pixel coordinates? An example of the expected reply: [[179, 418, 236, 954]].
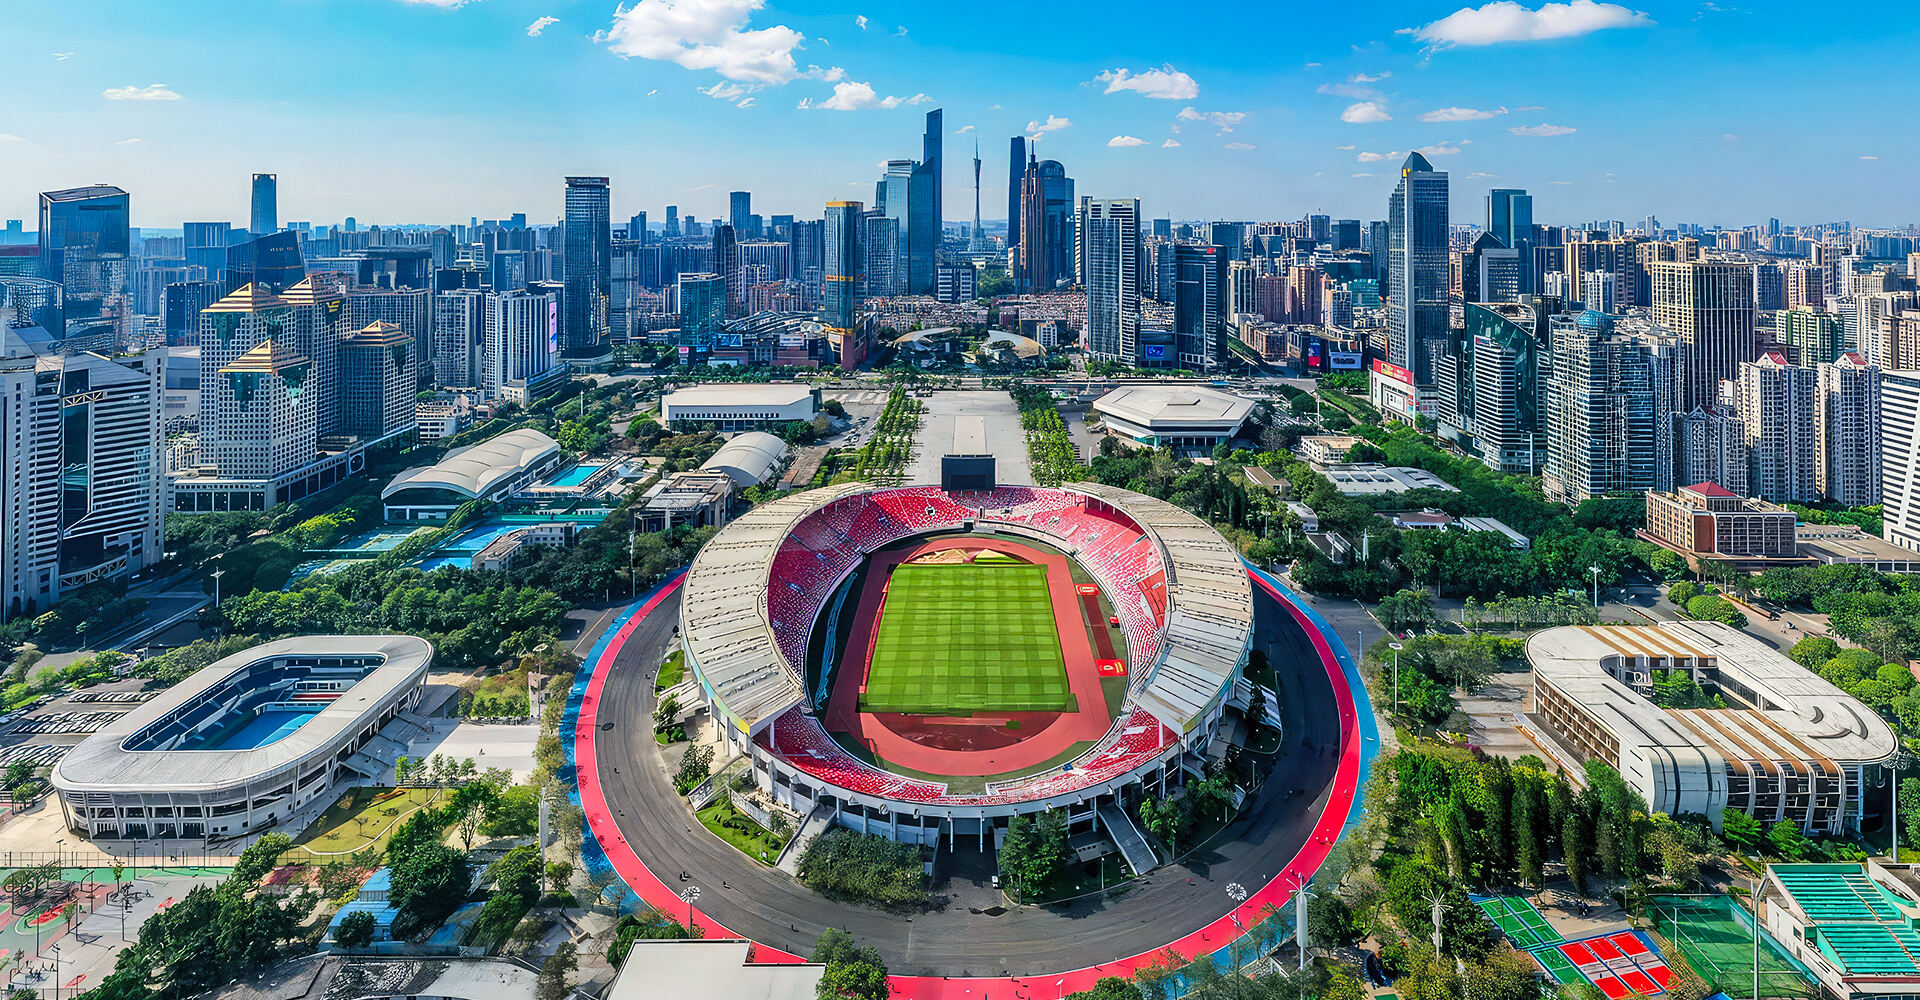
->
[[862, 562, 1072, 714], [1028, 856, 1135, 905], [288, 787, 441, 861], [697, 797, 782, 865], [655, 650, 685, 693]]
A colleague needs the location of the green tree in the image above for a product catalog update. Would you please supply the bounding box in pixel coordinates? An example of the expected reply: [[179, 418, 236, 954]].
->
[[1768, 820, 1813, 861], [334, 910, 376, 949], [534, 942, 578, 1000], [815, 961, 888, 1000], [998, 811, 1070, 902], [1789, 635, 1842, 670], [1138, 796, 1191, 858], [1377, 588, 1437, 636], [1721, 809, 1763, 852]]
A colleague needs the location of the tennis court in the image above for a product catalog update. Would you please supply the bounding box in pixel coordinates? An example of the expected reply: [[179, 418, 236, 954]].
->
[[1556, 932, 1673, 998], [1649, 895, 1812, 998], [1474, 895, 1562, 950], [861, 562, 1073, 714]]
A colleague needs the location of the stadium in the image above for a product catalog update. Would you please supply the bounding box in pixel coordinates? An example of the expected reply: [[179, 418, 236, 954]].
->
[[678, 482, 1255, 847], [51, 635, 432, 842]]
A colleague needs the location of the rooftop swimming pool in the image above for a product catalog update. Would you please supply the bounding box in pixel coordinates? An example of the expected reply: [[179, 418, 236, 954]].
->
[[546, 463, 603, 488]]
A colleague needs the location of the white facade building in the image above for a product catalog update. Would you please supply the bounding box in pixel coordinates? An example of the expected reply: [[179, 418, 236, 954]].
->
[[1737, 351, 1820, 504], [1818, 353, 1881, 505], [484, 288, 559, 401]]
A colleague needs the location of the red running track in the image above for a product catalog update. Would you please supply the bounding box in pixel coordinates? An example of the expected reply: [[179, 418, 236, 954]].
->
[[572, 568, 1364, 996]]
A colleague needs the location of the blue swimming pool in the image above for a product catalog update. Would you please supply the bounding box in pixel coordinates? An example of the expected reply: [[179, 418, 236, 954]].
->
[[185, 705, 323, 751], [547, 464, 602, 488]]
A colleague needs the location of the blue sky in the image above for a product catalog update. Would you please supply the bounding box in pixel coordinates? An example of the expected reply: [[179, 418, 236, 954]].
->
[[5, 0, 1916, 230]]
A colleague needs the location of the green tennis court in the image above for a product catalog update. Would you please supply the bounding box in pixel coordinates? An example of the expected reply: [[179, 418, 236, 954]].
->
[[1475, 896, 1562, 950], [861, 562, 1073, 714], [1650, 895, 1811, 998], [1531, 946, 1587, 985]]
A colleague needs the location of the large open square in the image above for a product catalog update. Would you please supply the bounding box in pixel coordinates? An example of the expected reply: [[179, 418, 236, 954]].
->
[[860, 561, 1073, 714]]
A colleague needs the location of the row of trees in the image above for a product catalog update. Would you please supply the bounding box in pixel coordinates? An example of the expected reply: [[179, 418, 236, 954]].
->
[[844, 388, 921, 484], [1011, 386, 1092, 486], [1754, 563, 1920, 664]]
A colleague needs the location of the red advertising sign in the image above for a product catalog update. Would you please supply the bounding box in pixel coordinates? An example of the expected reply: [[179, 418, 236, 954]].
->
[[1372, 358, 1414, 384]]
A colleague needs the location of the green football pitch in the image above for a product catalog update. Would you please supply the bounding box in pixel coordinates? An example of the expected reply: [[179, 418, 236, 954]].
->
[[860, 561, 1074, 714]]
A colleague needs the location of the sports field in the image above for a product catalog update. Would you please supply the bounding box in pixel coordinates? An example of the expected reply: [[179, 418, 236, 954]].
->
[[861, 561, 1074, 714], [1650, 895, 1811, 998]]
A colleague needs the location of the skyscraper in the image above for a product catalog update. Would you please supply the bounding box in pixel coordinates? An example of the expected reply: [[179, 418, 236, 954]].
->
[[1486, 189, 1534, 293], [199, 284, 317, 482], [905, 108, 943, 295], [1006, 137, 1026, 252], [823, 201, 863, 330], [1386, 153, 1449, 385], [1736, 351, 1820, 503], [1080, 198, 1140, 362], [665, 206, 680, 239], [563, 176, 612, 358], [1172, 244, 1222, 369], [38, 185, 131, 349], [340, 321, 418, 439], [250, 173, 278, 237], [1017, 155, 1074, 293], [484, 287, 560, 399], [1542, 310, 1672, 502], [1650, 259, 1757, 410], [676, 273, 726, 349], [729, 192, 751, 237], [712, 224, 742, 319], [879, 160, 914, 295], [0, 326, 61, 619]]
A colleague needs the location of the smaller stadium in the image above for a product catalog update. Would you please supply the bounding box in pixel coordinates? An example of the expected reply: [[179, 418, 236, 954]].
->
[[51, 635, 432, 842], [676, 479, 1254, 849]]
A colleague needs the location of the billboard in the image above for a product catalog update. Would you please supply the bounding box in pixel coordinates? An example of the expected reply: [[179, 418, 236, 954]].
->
[[1143, 344, 1168, 360], [1329, 351, 1363, 370], [1305, 336, 1324, 369], [1373, 358, 1414, 385]]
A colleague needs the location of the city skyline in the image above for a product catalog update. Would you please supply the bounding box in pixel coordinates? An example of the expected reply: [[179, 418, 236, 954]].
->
[[5, 0, 1919, 228]]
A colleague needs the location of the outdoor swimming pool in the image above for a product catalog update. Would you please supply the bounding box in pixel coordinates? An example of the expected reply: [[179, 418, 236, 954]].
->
[[547, 463, 603, 488], [181, 705, 324, 751]]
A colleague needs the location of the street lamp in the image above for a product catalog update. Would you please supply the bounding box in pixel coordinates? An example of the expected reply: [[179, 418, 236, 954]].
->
[[1225, 882, 1250, 972], [1589, 564, 1602, 610], [629, 512, 640, 599], [210, 567, 226, 636], [1389, 642, 1405, 719], [679, 884, 701, 933]]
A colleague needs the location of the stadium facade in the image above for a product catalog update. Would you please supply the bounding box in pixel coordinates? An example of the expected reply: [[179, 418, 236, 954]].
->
[[676, 482, 1254, 846], [52, 635, 432, 842]]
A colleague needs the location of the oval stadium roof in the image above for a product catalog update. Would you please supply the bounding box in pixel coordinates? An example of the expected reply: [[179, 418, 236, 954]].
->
[[700, 432, 790, 487], [382, 428, 560, 501]]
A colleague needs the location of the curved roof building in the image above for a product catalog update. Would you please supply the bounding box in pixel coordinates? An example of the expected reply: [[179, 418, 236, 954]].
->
[[53, 635, 432, 841], [700, 432, 790, 487], [382, 428, 563, 519], [1527, 621, 1895, 834]]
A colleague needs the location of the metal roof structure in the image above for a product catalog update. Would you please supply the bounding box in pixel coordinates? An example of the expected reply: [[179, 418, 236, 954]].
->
[[699, 431, 791, 487], [1090, 385, 1256, 430], [382, 428, 560, 501], [53, 635, 432, 794], [1769, 864, 1920, 977]]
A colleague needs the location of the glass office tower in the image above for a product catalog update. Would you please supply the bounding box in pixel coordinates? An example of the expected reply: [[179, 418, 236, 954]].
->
[[563, 176, 612, 359], [38, 185, 131, 350]]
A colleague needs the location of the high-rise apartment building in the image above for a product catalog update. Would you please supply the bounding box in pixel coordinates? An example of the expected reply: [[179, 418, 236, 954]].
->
[[0, 327, 62, 619], [562, 176, 611, 358], [1777, 309, 1846, 365], [1817, 353, 1881, 505], [199, 285, 316, 481], [1080, 198, 1140, 363], [39, 185, 131, 349], [250, 173, 277, 237], [1650, 259, 1757, 411], [1672, 406, 1749, 498], [279, 275, 349, 435], [1386, 153, 1449, 385], [1879, 370, 1920, 551], [1736, 351, 1820, 504]]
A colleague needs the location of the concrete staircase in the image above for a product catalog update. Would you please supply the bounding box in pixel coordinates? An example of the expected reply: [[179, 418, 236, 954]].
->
[[1098, 802, 1158, 875], [777, 803, 835, 875]]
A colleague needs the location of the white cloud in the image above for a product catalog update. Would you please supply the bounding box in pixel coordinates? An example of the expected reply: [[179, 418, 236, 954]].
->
[[855, 14, 868, 28], [1091, 64, 1200, 100], [0, 133, 23, 143], [1509, 122, 1576, 135], [1514, 104, 1546, 111], [1350, 72, 1391, 83], [1318, 81, 1379, 100], [1356, 150, 1402, 162], [1404, 1, 1652, 47], [1304, 61, 1322, 68], [1861, 155, 1880, 160], [1335, 144, 1356, 150], [115, 137, 141, 144], [1720, 132, 1741, 141], [1162, 139, 1180, 148], [1420, 105, 1508, 122], [103, 83, 181, 101], [806, 81, 927, 111], [1026, 115, 1072, 136], [395, 0, 481, 6], [1416, 142, 1462, 156], [1223, 141, 1255, 150], [1341, 101, 1391, 123], [1107, 135, 1148, 147], [526, 16, 559, 35], [954, 124, 974, 133], [736, 96, 755, 108], [894, 25, 907, 35], [1351, 172, 1375, 178], [1175, 107, 1245, 134], [647, 88, 659, 96], [598, 0, 808, 85], [1467, 171, 1498, 178], [51, 52, 73, 60], [701, 81, 753, 101]]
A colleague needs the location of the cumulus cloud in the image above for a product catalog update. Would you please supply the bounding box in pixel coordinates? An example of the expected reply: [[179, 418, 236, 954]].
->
[[1508, 122, 1576, 135], [51, 52, 73, 60], [1223, 141, 1255, 150], [526, 15, 559, 35], [1091, 64, 1200, 100], [1162, 139, 1180, 148], [1416, 142, 1463, 156], [1026, 114, 1072, 136], [598, 0, 808, 85], [1404, 1, 1652, 47], [103, 83, 181, 101], [1175, 107, 1245, 134], [855, 14, 868, 28], [1420, 105, 1508, 122], [804, 81, 928, 110], [1107, 135, 1148, 147], [1341, 101, 1391, 123], [1356, 150, 1403, 162], [954, 124, 974, 133]]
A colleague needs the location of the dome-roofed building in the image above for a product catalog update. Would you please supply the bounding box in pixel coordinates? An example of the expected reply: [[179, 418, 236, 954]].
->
[[382, 427, 561, 520], [699, 431, 790, 488]]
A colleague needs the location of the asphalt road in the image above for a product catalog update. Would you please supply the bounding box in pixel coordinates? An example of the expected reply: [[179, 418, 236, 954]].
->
[[593, 582, 1343, 976]]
